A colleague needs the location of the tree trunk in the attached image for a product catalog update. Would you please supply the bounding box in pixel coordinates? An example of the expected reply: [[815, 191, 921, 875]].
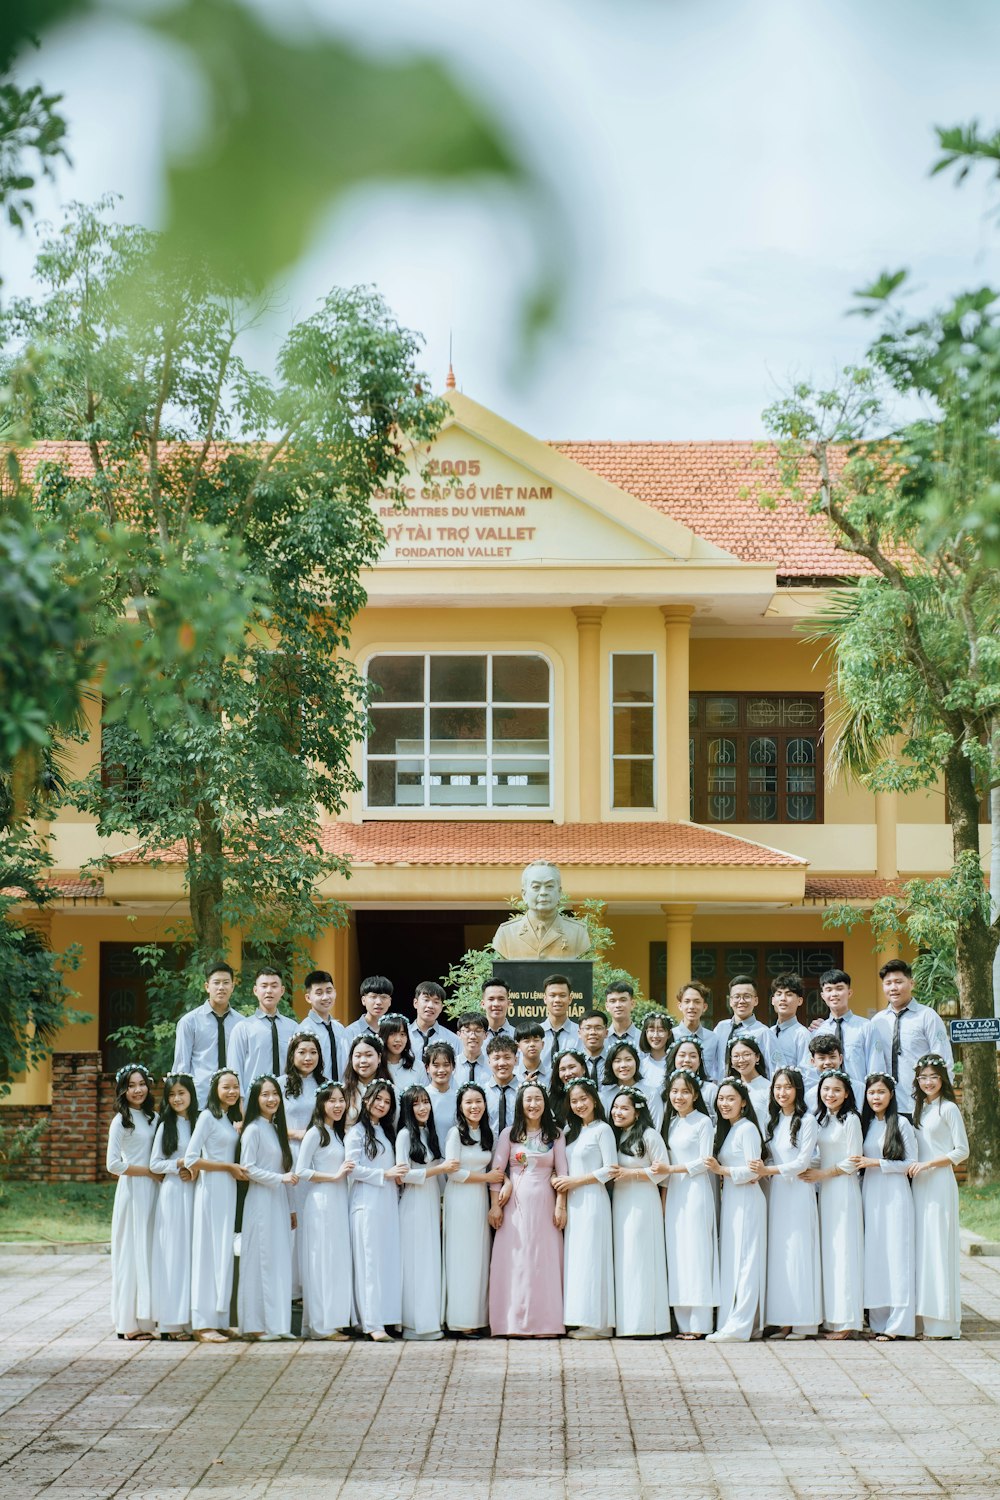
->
[[188, 809, 225, 961], [947, 754, 1000, 1183]]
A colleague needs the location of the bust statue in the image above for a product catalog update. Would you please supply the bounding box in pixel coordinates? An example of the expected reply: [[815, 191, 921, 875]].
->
[[492, 860, 591, 960]]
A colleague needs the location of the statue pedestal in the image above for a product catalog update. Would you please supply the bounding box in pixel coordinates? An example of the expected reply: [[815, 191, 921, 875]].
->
[[491, 960, 594, 1028]]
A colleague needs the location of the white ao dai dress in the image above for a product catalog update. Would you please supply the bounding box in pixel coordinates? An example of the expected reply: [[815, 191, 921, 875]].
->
[[913, 1098, 969, 1338], [664, 1111, 719, 1334], [106, 1110, 158, 1336], [612, 1128, 670, 1336], [710, 1119, 766, 1341], [345, 1122, 402, 1333], [816, 1112, 863, 1332], [237, 1119, 294, 1337], [295, 1124, 352, 1336], [862, 1115, 916, 1337], [443, 1127, 492, 1331], [396, 1126, 444, 1339], [763, 1113, 821, 1335], [563, 1121, 616, 1336], [150, 1116, 194, 1333], [282, 1076, 318, 1297], [184, 1109, 239, 1331]]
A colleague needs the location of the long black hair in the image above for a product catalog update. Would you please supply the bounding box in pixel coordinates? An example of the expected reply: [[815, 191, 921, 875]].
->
[[815, 1069, 859, 1125], [343, 1035, 389, 1100], [455, 1082, 494, 1152], [601, 1040, 642, 1087], [509, 1083, 561, 1146], [282, 1031, 326, 1099], [609, 1086, 655, 1158], [113, 1064, 156, 1130], [310, 1082, 347, 1148], [660, 1068, 711, 1147], [561, 1076, 607, 1144], [712, 1076, 765, 1158], [157, 1072, 199, 1158], [239, 1075, 293, 1172], [379, 1013, 416, 1070], [725, 1033, 769, 1081], [357, 1079, 396, 1159], [764, 1067, 807, 1149], [397, 1085, 443, 1164], [548, 1048, 588, 1123], [638, 1010, 673, 1056], [206, 1068, 243, 1124], [912, 1054, 958, 1129], [860, 1073, 907, 1162], [661, 1035, 709, 1100]]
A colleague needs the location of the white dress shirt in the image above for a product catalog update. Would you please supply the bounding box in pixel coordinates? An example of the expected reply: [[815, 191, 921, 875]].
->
[[171, 1001, 242, 1106]]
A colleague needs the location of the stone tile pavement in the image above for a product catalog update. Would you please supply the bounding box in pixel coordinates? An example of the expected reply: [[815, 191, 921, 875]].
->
[[1, 1252, 1000, 1499]]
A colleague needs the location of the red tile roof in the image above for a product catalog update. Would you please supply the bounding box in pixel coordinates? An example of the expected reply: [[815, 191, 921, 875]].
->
[[3, 876, 105, 901], [15, 439, 861, 578], [112, 822, 805, 869], [551, 440, 864, 578], [802, 877, 902, 903]]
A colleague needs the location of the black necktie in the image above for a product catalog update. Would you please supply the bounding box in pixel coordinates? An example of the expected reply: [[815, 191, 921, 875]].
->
[[551, 1028, 563, 1053], [774, 1022, 780, 1037], [322, 1021, 338, 1081], [267, 1015, 280, 1074], [467, 1060, 477, 1082], [499, 1086, 509, 1134], [590, 1057, 601, 1082], [891, 1008, 904, 1080], [216, 1012, 228, 1068], [834, 1016, 844, 1052]]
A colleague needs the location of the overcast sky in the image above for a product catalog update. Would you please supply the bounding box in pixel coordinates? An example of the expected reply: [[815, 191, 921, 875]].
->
[[5, 0, 1000, 439]]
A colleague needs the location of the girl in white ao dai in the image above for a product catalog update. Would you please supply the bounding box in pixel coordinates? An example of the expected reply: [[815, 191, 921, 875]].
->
[[295, 1082, 355, 1339], [106, 1065, 160, 1340], [345, 1079, 407, 1341], [396, 1085, 458, 1340], [853, 1073, 916, 1339], [661, 1069, 718, 1337], [753, 1068, 821, 1339], [149, 1073, 200, 1338], [552, 1078, 617, 1338], [237, 1075, 298, 1340], [706, 1077, 767, 1342], [803, 1070, 863, 1339], [909, 1056, 969, 1339], [609, 1088, 670, 1337], [443, 1083, 499, 1333], [185, 1069, 248, 1342]]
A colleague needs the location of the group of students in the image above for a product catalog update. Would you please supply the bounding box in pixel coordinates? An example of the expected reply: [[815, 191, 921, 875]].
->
[[106, 957, 968, 1344]]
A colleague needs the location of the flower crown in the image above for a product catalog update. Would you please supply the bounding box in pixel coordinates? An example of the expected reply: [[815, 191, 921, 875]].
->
[[115, 1062, 153, 1085], [668, 1067, 702, 1087], [362, 1077, 394, 1098], [612, 1085, 648, 1103], [209, 1066, 240, 1085], [249, 1072, 280, 1090], [916, 1054, 946, 1070], [864, 1071, 896, 1089], [817, 1068, 854, 1089], [379, 1012, 410, 1029]]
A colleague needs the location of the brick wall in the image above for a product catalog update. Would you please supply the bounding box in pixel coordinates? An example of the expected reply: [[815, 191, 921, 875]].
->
[[0, 1052, 109, 1183], [0, 1104, 51, 1181]]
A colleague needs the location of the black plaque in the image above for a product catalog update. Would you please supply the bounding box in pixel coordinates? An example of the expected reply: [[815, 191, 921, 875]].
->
[[492, 960, 594, 1028]]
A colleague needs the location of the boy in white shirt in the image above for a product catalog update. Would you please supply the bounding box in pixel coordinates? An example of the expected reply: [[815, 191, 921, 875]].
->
[[769, 972, 812, 1072], [712, 974, 775, 1079], [455, 1011, 491, 1087], [671, 980, 721, 1080]]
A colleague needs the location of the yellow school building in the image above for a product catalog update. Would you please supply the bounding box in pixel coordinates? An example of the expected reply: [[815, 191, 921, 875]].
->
[[9, 385, 987, 1115]]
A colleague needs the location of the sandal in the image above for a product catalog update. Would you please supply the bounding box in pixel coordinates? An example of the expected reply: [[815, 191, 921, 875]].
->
[[119, 1331, 153, 1341]]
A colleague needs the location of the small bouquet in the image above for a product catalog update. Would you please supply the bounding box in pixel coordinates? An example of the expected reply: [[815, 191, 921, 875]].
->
[[513, 1149, 528, 1168]]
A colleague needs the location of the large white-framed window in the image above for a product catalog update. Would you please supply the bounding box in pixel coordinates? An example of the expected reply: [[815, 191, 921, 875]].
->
[[610, 652, 656, 809], [364, 652, 552, 811]]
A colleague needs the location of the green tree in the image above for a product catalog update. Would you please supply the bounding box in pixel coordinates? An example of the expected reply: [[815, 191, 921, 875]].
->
[[6, 202, 448, 1026], [755, 343, 1000, 1182]]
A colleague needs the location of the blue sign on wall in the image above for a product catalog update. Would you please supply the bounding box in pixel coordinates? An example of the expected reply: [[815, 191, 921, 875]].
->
[[949, 1017, 1000, 1044]]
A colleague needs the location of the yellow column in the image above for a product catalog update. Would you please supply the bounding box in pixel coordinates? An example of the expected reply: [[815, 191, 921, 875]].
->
[[573, 606, 606, 822], [875, 788, 898, 880], [308, 920, 348, 1023], [662, 904, 695, 1011], [661, 604, 694, 822]]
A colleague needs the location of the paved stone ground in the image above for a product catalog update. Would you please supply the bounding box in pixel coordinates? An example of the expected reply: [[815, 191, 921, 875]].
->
[[2, 1253, 1000, 1500]]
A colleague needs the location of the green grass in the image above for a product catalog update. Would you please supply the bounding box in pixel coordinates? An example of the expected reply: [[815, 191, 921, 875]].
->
[[959, 1183, 1000, 1243], [0, 1181, 115, 1242]]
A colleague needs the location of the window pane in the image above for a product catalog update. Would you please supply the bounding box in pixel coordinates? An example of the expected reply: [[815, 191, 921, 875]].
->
[[428, 761, 487, 806], [367, 707, 424, 755], [368, 655, 423, 702], [748, 737, 776, 819], [429, 706, 486, 747], [429, 656, 486, 702], [705, 696, 739, 728], [747, 795, 778, 821], [367, 760, 404, 806], [613, 705, 654, 756], [688, 695, 699, 726], [613, 759, 654, 808], [612, 654, 654, 704], [492, 706, 548, 745], [787, 795, 816, 821], [781, 698, 818, 728], [492, 655, 548, 703], [493, 760, 550, 807]]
